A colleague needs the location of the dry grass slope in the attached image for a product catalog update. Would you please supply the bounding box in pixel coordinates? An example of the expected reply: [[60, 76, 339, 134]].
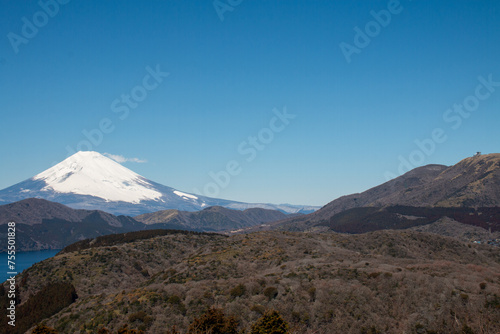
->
[[4, 230, 500, 334]]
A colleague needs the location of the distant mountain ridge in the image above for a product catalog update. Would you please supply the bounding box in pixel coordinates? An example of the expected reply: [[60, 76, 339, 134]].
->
[[135, 205, 291, 231], [0, 198, 143, 252], [0, 151, 319, 215], [271, 153, 500, 231], [0, 198, 129, 227], [332, 153, 500, 210], [0, 198, 296, 251]]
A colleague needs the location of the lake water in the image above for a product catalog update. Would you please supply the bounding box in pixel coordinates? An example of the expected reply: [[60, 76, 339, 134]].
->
[[1, 249, 61, 283]]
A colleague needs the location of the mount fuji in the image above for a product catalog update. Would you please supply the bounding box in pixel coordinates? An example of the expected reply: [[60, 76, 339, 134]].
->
[[0, 151, 319, 215]]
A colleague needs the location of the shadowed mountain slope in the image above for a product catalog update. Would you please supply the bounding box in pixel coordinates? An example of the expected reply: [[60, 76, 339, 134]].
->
[[273, 153, 500, 231]]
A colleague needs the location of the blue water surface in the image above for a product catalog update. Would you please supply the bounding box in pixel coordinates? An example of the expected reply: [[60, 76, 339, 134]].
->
[[1, 249, 61, 283]]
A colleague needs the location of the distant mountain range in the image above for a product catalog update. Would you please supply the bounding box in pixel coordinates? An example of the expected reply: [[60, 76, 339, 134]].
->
[[2, 154, 499, 333], [325, 153, 499, 212], [0, 198, 294, 251], [135, 205, 290, 231], [0, 151, 319, 215], [2, 153, 499, 251], [256, 153, 500, 232], [0, 198, 142, 252]]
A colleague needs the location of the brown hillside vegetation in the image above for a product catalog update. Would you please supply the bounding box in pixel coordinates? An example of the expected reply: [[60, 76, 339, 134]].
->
[[4, 230, 500, 333], [271, 153, 500, 231], [409, 217, 500, 243], [134, 206, 289, 231]]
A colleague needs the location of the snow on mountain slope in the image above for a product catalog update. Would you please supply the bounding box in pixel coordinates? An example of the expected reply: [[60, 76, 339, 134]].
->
[[33, 152, 163, 203], [0, 151, 320, 215], [173, 190, 198, 200]]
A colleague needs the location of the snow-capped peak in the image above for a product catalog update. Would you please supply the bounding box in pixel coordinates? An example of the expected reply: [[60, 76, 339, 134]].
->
[[33, 151, 162, 203]]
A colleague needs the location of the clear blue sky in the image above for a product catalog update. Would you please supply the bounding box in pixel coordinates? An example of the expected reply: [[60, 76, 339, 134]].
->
[[1, 0, 499, 206]]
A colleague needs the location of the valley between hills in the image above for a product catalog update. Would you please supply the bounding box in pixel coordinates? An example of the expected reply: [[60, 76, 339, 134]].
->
[[0, 153, 499, 333]]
